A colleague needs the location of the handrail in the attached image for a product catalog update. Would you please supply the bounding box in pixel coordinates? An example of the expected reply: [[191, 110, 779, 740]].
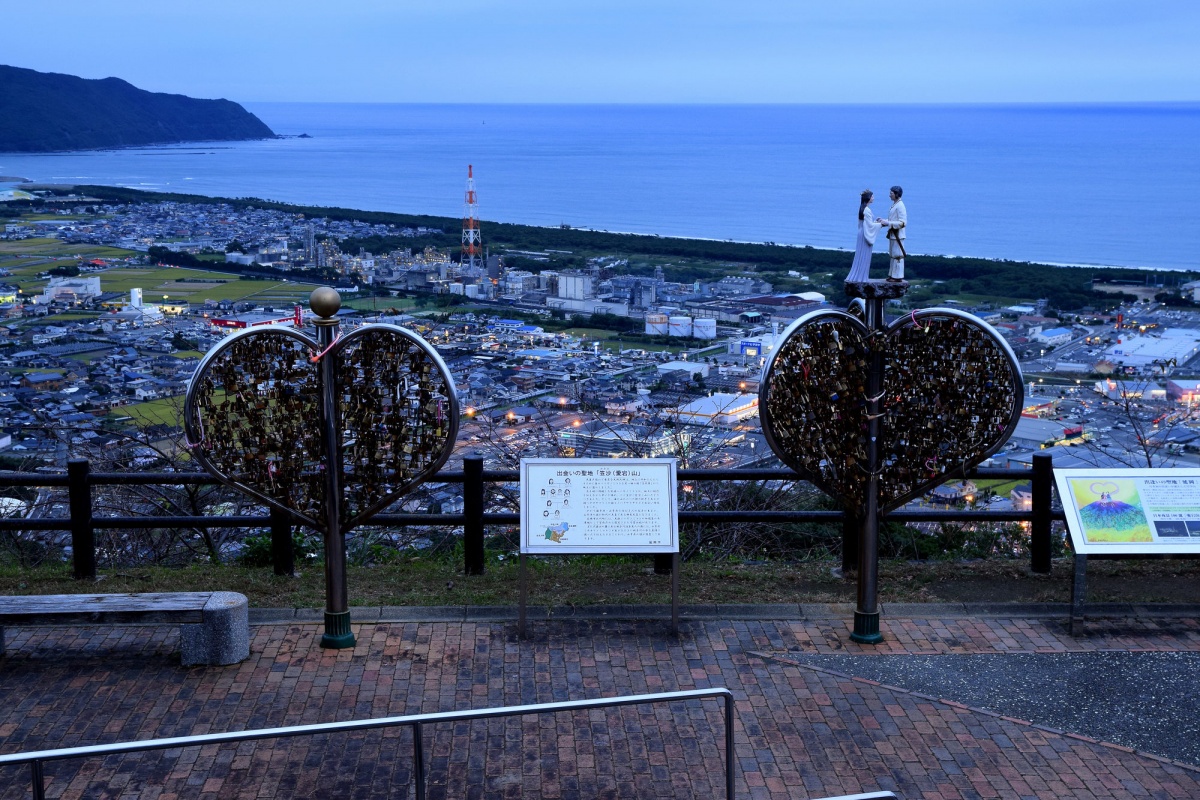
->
[[0, 688, 736, 800]]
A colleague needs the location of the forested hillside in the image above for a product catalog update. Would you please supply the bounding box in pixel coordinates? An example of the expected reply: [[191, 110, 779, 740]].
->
[[0, 65, 275, 152]]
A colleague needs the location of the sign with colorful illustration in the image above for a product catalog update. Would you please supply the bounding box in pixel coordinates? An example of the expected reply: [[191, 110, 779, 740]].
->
[[520, 458, 678, 554], [1055, 468, 1200, 554]]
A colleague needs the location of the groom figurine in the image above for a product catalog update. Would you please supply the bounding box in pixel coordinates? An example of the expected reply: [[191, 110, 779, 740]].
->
[[879, 186, 907, 281]]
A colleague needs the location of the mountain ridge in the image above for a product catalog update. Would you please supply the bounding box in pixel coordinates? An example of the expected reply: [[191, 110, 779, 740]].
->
[[0, 65, 276, 153]]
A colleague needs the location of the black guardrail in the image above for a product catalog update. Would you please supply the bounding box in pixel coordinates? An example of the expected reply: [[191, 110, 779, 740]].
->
[[0, 453, 1061, 580]]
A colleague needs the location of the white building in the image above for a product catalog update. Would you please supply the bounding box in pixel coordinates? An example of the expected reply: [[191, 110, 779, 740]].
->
[[1034, 327, 1073, 346], [558, 273, 593, 301], [42, 276, 102, 304], [668, 393, 759, 427], [1103, 329, 1200, 372], [728, 332, 783, 358], [657, 361, 709, 379]]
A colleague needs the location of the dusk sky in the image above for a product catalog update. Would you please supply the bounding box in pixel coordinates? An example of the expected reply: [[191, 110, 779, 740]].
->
[[5, 1, 1198, 104]]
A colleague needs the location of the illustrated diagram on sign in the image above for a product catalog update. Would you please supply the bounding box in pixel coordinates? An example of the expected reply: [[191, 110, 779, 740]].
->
[[1071, 479, 1151, 542], [538, 479, 575, 530], [544, 521, 570, 543]]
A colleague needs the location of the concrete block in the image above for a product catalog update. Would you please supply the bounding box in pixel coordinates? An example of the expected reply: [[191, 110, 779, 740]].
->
[[181, 592, 250, 666]]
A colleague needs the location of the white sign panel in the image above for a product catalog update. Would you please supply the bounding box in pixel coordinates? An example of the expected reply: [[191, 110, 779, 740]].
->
[[1055, 468, 1200, 554], [520, 458, 679, 554]]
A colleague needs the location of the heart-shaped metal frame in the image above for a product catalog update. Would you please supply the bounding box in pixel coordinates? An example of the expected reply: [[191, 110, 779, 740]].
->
[[184, 323, 459, 533], [759, 307, 1023, 513]]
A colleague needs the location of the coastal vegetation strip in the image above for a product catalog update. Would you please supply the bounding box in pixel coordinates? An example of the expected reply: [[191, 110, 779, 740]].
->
[[67, 186, 1200, 310]]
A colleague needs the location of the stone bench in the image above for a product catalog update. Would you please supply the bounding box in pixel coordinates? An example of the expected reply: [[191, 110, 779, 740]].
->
[[0, 591, 250, 666]]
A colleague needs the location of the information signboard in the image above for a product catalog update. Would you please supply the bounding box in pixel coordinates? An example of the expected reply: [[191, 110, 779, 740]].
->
[[1055, 468, 1200, 554], [520, 457, 679, 554]]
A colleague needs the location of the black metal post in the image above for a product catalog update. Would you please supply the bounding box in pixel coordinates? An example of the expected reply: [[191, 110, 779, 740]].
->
[[841, 510, 859, 573], [31, 759, 45, 800], [314, 292, 354, 649], [671, 552, 680, 635], [67, 458, 95, 581], [851, 296, 885, 644], [724, 694, 735, 800], [413, 721, 426, 800], [269, 505, 295, 577], [1070, 553, 1088, 634], [1030, 452, 1054, 574], [462, 455, 485, 575]]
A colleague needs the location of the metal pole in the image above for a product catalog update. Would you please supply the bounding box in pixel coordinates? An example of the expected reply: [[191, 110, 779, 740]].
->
[[518, 553, 528, 639], [1030, 452, 1053, 574], [724, 693, 735, 800], [413, 721, 426, 800], [671, 552, 680, 635], [67, 458, 96, 581], [312, 289, 354, 649], [269, 505, 295, 577], [463, 455, 485, 575], [1070, 553, 1087, 635], [31, 759, 45, 800], [851, 296, 884, 644]]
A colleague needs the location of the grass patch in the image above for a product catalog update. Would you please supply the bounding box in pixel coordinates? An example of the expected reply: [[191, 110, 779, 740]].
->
[[0, 557, 1049, 607], [0, 558, 848, 607], [343, 296, 416, 312], [4, 555, 1199, 608], [37, 311, 99, 321], [112, 397, 183, 427]]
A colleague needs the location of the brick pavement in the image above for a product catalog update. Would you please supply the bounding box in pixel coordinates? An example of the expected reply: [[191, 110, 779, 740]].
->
[[2, 613, 1200, 799]]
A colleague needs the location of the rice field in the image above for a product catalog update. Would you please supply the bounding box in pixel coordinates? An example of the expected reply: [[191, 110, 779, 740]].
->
[[0, 240, 322, 306], [343, 296, 417, 312], [112, 397, 185, 428]]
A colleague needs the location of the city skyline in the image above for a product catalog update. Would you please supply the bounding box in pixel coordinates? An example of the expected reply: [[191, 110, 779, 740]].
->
[[3, 1, 1198, 105]]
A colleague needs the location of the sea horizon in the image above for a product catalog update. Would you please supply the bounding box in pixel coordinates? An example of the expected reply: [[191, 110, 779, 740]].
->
[[3, 102, 1198, 272]]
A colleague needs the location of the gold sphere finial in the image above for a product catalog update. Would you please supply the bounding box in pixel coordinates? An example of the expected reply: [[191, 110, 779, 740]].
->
[[309, 287, 341, 318]]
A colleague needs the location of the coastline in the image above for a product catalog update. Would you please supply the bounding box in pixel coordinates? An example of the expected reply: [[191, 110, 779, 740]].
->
[[16, 183, 1198, 278], [562, 225, 1188, 273]]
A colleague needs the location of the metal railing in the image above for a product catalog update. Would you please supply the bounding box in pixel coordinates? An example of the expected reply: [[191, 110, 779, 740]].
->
[[0, 688, 737, 800], [0, 453, 1062, 579]]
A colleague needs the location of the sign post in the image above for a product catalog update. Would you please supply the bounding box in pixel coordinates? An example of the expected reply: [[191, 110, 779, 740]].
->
[[518, 458, 679, 636], [1055, 468, 1200, 631]]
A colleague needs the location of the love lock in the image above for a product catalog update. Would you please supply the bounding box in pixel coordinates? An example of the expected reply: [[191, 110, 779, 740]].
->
[[759, 307, 1023, 513], [184, 323, 459, 533]]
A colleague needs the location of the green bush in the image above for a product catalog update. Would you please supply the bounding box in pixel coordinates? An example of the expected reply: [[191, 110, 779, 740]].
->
[[239, 530, 322, 568]]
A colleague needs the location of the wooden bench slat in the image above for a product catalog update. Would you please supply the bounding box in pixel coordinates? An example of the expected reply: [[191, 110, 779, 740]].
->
[[0, 591, 250, 666], [0, 593, 213, 625]]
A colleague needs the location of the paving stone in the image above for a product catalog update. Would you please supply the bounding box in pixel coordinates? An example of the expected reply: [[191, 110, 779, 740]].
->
[[2, 612, 1200, 798], [714, 605, 800, 619], [378, 606, 466, 622]]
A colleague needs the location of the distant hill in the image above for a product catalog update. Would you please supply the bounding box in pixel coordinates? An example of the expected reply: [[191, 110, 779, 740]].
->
[[0, 65, 276, 153]]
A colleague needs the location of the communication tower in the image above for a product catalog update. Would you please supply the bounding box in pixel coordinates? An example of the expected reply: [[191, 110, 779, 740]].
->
[[462, 165, 481, 273]]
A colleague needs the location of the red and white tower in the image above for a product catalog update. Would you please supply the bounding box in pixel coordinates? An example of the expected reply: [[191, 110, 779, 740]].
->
[[462, 164, 481, 272]]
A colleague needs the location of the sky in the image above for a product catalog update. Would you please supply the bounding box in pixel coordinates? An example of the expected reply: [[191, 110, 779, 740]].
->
[[4, 0, 1199, 104]]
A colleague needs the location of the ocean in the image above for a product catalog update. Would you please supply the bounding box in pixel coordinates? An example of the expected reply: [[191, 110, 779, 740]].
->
[[1, 103, 1198, 271]]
